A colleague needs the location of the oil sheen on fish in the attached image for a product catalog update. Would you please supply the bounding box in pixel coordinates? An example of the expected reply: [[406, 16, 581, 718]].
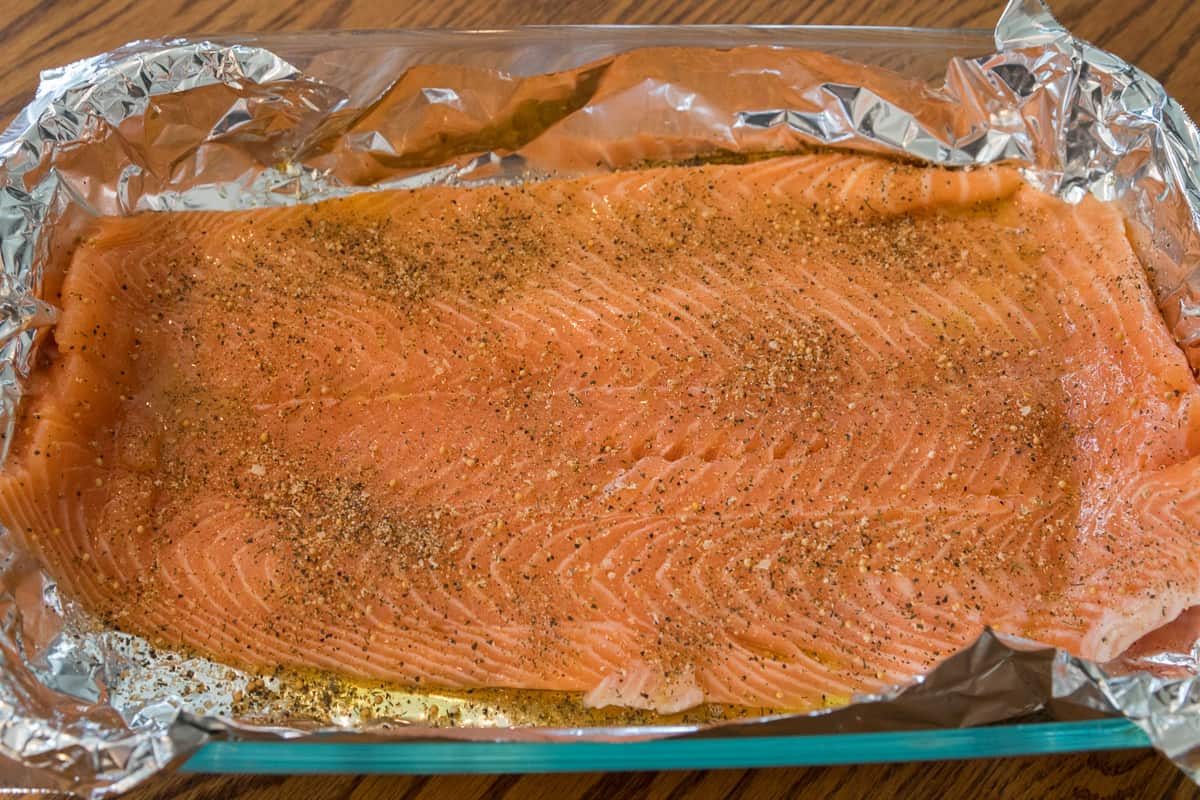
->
[[3, 152, 1199, 713]]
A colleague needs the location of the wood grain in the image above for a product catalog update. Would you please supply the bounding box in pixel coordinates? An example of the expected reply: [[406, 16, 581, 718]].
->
[[3, 0, 1200, 798]]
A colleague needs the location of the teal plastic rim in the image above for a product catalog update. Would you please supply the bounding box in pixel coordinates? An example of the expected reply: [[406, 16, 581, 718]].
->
[[183, 718, 1150, 774]]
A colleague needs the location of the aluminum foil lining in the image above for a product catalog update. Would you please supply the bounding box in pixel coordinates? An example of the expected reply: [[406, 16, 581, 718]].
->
[[3, 0, 1200, 795]]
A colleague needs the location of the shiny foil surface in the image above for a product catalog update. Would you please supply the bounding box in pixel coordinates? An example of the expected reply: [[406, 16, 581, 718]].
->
[[3, 0, 1200, 795]]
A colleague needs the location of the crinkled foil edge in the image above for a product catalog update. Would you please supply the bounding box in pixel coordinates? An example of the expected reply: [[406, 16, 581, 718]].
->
[[2, 0, 1200, 795]]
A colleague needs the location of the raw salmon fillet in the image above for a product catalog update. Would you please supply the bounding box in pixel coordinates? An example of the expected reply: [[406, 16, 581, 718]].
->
[[3, 152, 1200, 713]]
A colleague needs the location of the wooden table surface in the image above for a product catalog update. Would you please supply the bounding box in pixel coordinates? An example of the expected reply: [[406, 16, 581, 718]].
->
[[4, 0, 1200, 798]]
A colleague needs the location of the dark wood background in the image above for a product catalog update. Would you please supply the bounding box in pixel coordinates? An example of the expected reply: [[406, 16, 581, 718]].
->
[[3, 1, 1200, 797]]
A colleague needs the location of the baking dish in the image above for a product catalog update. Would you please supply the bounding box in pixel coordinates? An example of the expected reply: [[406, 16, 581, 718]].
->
[[3, 5, 1200, 794], [182, 718, 1150, 774]]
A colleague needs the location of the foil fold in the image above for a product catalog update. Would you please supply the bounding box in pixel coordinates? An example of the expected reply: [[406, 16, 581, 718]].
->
[[2, 0, 1200, 795]]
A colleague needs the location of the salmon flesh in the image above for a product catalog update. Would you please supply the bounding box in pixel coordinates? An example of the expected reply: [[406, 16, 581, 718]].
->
[[2, 152, 1199, 713]]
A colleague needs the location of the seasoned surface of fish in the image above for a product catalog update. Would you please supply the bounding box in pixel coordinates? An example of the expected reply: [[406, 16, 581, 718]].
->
[[3, 153, 1198, 712]]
